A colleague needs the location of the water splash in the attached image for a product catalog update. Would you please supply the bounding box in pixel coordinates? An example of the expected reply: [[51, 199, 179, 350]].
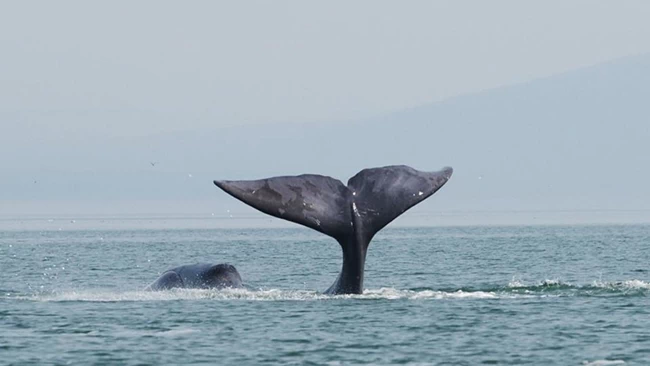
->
[[16, 287, 502, 303], [592, 279, 650, 290], [505, 279, 650, 295], [507, 278, 569, 289], [10, 279, 650, 303]]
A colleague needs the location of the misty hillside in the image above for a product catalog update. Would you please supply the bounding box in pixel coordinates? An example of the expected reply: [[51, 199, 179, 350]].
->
[[4, 53, 650, 213]]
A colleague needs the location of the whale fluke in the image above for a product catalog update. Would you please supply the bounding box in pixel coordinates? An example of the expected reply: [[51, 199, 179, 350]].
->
[[346, 165, 453, 242], [215, 174, 352, 239], [214, 165, 452, 294]]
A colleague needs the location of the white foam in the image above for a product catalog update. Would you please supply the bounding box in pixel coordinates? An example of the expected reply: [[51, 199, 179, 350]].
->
[[408, 289, 497, 300], [582, 360, 625, 366], [340, 288, 498, 300], [506, 278, 566, 290], [20, 287, 503, 302], [23, 278, 648, 303], [592, 279, 650, 290]]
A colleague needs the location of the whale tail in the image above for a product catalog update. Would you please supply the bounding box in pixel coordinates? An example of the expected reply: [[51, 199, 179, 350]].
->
[[214, 165, 452, 242], [214, 165, 453, 294]]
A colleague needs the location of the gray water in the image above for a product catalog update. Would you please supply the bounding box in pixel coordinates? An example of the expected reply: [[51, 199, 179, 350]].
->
[[1, 223, 649, 365]]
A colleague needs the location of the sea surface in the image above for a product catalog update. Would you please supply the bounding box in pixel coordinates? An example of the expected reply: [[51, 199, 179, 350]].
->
[[1, 219, 649, 365]]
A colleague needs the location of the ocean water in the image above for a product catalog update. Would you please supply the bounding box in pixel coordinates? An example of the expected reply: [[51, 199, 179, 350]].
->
[[1, 221, 649, 365]]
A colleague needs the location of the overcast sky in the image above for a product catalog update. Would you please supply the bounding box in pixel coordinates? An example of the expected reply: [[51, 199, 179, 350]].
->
[[2, 1, 650, 139]]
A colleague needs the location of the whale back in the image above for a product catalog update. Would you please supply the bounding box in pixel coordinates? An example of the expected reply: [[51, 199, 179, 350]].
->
[[146, 263, 243, 291], [203, 263, 243, 288], [145, 271, 183, 291]]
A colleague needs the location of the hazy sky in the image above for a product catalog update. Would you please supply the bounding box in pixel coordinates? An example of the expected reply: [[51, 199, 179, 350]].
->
[[2, 2, 650, 219], [2, 1, 650, 139]]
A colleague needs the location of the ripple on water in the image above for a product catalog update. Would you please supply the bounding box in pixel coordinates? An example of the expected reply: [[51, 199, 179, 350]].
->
[[3, 225, 650, 364]]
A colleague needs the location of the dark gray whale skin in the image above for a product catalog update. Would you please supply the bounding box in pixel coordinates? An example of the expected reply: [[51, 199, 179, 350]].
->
[[214, 165, 453, 295], [145, 263, 243, 291]]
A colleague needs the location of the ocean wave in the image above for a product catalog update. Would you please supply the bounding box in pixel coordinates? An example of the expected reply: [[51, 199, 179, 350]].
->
[[504, 278, 650, 295], [592, 279, 650, 290]]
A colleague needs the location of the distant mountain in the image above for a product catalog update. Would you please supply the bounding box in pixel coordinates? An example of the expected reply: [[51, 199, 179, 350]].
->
[[3, 53, 649, 214], [362, 53, 650, 211]]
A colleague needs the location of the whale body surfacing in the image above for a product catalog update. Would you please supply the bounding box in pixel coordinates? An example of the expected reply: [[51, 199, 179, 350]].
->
[[214, 165, 453, 295], [146, 263, 243, 291]]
